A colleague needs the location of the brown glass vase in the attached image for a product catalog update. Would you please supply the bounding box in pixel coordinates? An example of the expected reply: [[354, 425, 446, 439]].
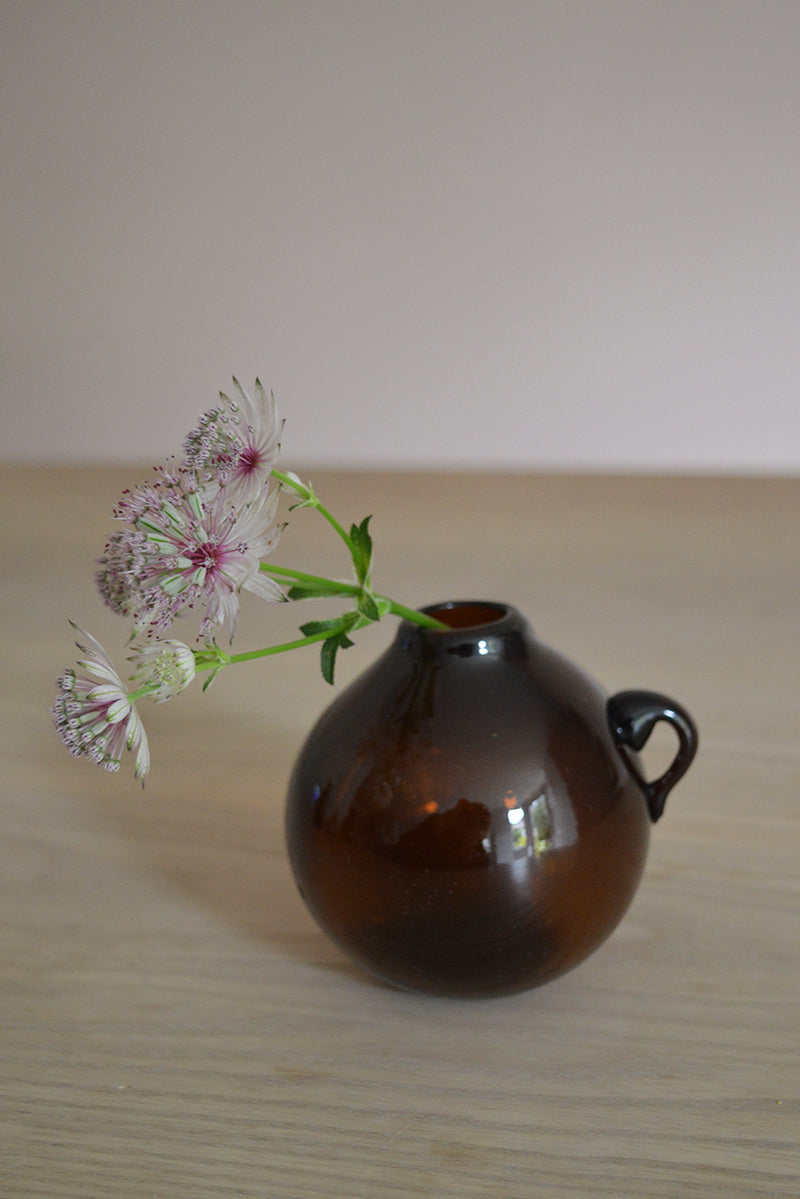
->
[[286, 601, 698, 997]]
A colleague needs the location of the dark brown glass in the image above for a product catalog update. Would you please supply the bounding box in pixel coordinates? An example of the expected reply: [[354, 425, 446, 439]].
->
[[286, 602, 698, 997]]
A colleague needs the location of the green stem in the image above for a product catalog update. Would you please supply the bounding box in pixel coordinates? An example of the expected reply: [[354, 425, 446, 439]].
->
[[259, 562, 360, 596], [382, 598, 447, 630], [193, 629, 334, 673], [271, 469, 352, 551], [228, 629, 335, 664], [187, 596, 446, 687], [265, 470, 449, 632], [261, 564, 446, 631]]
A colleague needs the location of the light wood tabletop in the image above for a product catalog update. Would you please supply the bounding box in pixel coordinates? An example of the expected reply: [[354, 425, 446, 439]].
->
[[2, 464, 798, 1198]]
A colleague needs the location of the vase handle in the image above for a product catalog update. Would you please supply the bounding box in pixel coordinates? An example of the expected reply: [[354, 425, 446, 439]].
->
[[607, 689, 698, 823]]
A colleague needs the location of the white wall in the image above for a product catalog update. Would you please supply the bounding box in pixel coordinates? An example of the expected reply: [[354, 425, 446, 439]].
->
[[2, 0, 799, 471]]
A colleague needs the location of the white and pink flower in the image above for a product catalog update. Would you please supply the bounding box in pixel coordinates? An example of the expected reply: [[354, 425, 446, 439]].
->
[[97, 468, 286, 642], [129, 639, 196, 703], [51, 624, 151, 782], [182, 378, 283, 507]]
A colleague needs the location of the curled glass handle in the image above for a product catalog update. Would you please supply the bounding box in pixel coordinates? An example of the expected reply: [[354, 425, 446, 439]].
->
[[607, 689, 698, 822]]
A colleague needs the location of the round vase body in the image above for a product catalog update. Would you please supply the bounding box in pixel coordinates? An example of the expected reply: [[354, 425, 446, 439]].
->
[[286, 602, 696, 997]]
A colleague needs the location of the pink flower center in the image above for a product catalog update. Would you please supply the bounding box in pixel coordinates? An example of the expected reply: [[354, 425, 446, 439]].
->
[[238, 445, 263, 476], [188, 540, 224, 573]]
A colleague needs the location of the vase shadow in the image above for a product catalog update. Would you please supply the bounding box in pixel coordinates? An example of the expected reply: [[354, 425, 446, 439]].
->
[[78, 709, 372, 984]]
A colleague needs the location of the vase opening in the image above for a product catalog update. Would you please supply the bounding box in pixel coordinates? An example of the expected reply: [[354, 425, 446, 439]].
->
[[424, 601, 509, 630]]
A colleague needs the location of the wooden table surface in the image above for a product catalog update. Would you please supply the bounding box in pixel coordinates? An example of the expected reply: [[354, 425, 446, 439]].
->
[[2, 465, 798, 1198]]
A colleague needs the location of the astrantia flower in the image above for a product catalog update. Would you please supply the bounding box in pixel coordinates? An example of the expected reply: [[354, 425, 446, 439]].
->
[[182, 378, 283, 507], [103, 480, 283, 639], [51, 624, 150, 782], [129, 639, 196, 702], [97, 467, 286, 641]]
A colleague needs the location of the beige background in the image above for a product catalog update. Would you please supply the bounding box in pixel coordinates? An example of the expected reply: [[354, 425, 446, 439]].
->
[[3, 0, 800, 471]]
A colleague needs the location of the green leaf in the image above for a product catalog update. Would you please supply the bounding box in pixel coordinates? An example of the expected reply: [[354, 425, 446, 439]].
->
[[356, 590, 380, 622], [201, 664, 225, 691], [349, 515, 373, 584], [299, 615, 353, 638], [194, 643, 231, 688], [288, 580, 352, 601], [320, 632, 354, 685]]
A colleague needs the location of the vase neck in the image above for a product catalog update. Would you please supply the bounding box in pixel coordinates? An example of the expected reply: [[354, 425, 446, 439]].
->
[[398, 601, 532, 663]]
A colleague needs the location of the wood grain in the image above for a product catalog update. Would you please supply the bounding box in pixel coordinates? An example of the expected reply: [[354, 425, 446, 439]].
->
[[1, 466, 798, 1197]]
